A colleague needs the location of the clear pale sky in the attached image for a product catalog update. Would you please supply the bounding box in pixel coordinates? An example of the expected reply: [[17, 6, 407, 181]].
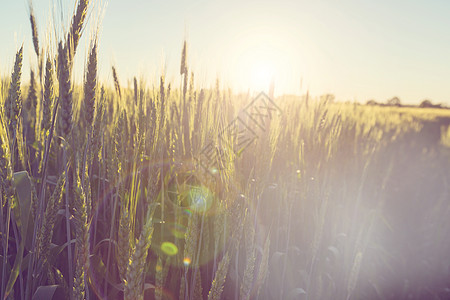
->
[[1, 0, 450, 104]]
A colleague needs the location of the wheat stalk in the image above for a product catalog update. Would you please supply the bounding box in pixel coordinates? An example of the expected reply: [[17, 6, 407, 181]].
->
[[347, 251, 363, 300], [155, 257, 164, 300], [158, 76, 166, 135], [256, 232, 270, 297], [0, 112, 15, 300], [240, 212, 256, 300], [0, 117, 13, 198]]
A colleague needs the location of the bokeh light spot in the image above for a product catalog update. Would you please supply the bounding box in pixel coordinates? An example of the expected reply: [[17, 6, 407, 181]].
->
[[170, 223, 187, 239], [161, 241, 178, 256], [189, 186, 213, 213]]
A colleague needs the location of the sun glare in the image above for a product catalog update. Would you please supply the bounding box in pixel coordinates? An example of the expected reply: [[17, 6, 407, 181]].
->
[[225, 25, 306, 96], [251, 62, 275, 92]]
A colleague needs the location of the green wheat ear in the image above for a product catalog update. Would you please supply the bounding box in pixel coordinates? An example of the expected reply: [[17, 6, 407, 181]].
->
[[58, 41, 73, 139], [208, 251, 231, 300], [6, 46, 23, 138], [37, 171, 65, 274], [155, 256, 170, 300], [124, 203, 158, 300], [118, 206, 131, 282], [240, 211, 256, 300], [84, 41, 97, 129], [0, 118, 13, 200], [73, 172, 89, 300], [41, 56, 54, 133], [24, 69, 37, 144]]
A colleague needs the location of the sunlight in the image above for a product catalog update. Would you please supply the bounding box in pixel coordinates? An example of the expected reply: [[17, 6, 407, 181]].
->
[[250, 62, 275, 92], [225, 25, 307, 95], [233, 41, 281, 93]]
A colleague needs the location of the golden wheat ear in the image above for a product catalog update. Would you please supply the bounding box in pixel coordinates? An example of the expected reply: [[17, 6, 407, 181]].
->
[[68, 0, 90, 58], [112, 66, 121, 99], [28, 2, 40, 58], [84, 41, 98, 129]]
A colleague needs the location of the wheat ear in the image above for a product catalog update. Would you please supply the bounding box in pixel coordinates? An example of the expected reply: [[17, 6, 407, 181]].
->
[[6, 46, 23, 140], [37, 171, 65, 272], [41, 56, 54, 133], [73, 173, 90, 300], [84, 41, 97, 129], [112, 66, 121, 99], [207, 251, 231, 300], [124, 204, 158, 300], [28, 3, 40, 58]]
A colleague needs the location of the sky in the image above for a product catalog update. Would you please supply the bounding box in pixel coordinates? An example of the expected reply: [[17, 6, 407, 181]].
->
[[1, 0, 450, 105]]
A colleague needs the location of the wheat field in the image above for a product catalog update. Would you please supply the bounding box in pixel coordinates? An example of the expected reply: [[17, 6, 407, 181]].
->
[[1, 1, 450, 300]]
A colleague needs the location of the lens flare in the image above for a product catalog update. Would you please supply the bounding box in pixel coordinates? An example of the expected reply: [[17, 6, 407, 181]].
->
[[183, 257, 191, 266], [170, 223, 187, 239], [161, 241, 178, 256], [155, 264, 162, 272], [189, 186, 213, 213]]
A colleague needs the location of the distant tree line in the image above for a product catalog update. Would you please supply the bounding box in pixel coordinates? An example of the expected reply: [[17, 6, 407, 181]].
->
[[366, 97, 446, 109]]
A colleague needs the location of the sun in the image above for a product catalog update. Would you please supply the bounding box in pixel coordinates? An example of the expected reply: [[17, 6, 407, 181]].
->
[[225, 26, 307, 96], [250, 62, 275, 92], [231, 43, 280, 93]]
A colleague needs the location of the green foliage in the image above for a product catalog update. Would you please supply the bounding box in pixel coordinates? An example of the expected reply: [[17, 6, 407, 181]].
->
[[4, 171, 32, 299], [32, 285, 61, 300]]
